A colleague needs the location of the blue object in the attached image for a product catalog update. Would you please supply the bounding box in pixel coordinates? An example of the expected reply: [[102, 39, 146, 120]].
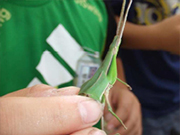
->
[[111, 0, 180, 118]]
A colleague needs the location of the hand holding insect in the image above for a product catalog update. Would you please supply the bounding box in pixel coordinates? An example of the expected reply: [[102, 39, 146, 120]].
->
[[79, 0, 133, 132]]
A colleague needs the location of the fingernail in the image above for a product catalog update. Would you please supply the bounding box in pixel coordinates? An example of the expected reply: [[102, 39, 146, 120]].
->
[[89, 129, 106, 135], [105, 113, 113, 121], [79, 100, 103, 124], [107, 124, 115, 130]]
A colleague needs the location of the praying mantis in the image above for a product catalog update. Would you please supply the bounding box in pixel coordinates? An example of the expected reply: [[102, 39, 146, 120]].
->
[[79, 0, 133, 132]]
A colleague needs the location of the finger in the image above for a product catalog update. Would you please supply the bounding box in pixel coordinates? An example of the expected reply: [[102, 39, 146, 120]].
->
[[127, 114, 142, 135], [127, 117, 142, 135], [3, 84, 56, 97], [3, 84, 80, 97], [111, 123, 139, 135], [137, 124, 143, 135], [111, 117, 142, 135], [71, 127, 106, 135], [112, 105, 142, 135], [0, 96, 103, 135], [28, 86, 80, 97], [57, 86, 80, 96], [28, 85, 80, 97], [104, 111, 113, 122], [113, 120, 137, 135]]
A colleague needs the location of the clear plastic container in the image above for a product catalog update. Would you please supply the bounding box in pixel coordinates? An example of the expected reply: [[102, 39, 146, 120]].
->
[[74, 51, 101, 87]]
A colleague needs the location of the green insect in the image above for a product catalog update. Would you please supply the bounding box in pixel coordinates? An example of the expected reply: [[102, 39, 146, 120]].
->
[[79, 0, 133, 131]]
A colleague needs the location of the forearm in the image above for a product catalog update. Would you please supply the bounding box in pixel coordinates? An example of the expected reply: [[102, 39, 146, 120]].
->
[[122, 22, 159, 50], [118, 15, 180, 54]]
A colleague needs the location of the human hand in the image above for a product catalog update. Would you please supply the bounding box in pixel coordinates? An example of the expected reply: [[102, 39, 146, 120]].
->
[[0, 85, 106, 135], [104, 82, 142, 135]]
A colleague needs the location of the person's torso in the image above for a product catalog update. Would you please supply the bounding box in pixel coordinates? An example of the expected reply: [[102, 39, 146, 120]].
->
[[120, 0, 180, 117], [0, 0, 108, 96]]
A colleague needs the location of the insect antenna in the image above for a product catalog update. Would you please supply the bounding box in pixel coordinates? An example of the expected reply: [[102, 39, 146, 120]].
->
[[116, 0, 133, 46], [116, 0, 126, 36]]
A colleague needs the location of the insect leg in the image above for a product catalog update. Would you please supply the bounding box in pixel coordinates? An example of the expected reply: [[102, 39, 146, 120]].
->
[[117, 78, 132, 90], [104, 88, 127, 130], [101, 115, 105, 131], [101, 95, 106, 130]]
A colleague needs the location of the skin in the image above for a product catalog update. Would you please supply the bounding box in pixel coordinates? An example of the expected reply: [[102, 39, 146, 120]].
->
[[120, 14, 180, 55], [104, 58, 142, 135], [0, 85, 106, 135]]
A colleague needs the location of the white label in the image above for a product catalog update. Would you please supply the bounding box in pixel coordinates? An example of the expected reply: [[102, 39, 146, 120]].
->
[[76, 62, 99, 87]]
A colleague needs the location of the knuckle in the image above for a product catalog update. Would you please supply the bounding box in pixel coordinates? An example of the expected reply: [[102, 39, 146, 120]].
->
[[29, 84, 53, 93], [32, 84, 48, 89]]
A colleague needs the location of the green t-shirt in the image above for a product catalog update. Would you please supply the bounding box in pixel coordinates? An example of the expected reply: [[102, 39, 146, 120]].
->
[[0, 0, 108, 96]]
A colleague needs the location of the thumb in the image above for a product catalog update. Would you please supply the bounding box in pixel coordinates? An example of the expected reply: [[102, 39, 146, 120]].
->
[[0, 96, 103, 135]]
